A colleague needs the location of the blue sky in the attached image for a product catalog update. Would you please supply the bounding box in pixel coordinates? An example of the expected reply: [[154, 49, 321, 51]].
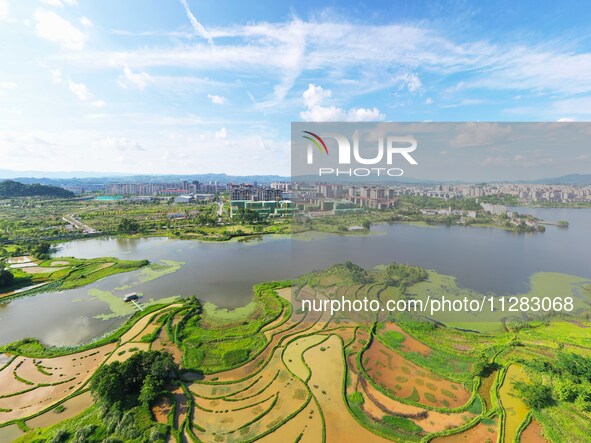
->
[[0, 0, 591, 179]]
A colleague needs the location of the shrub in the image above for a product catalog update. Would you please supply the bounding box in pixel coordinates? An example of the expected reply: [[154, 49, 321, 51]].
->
[[513, 382, 554, 409], [382, 415, 423, 434], [223, 349, 249, 366], [348, 392, 364, 405]]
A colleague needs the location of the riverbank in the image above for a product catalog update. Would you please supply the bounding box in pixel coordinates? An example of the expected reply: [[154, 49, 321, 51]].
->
[[0, 257, 149, 301]]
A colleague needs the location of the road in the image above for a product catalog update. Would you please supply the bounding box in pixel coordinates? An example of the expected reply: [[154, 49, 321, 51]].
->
[[63, 214, 98, 233]]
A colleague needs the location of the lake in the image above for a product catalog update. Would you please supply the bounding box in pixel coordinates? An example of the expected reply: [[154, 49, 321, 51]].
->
[[1, 207, 590, 346]]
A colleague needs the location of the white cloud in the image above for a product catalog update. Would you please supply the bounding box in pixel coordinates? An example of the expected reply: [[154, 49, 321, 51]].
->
[[178, 0, 213, 44], [300, 83, 384, 122], [302, 84, 332, 108], [40, 0, 78, 6], [91, 100, 106, 108], [80, 16, 92, 28], [57, 18, 591, 105], [40, 0, 64, 6], [450, 123, 512, 149], [207, 94, 226, 105], [50, 69, 62, 84], [0, 0, 9, 21], [346, 107, 384, 121], [557, 117, 576, 122], [98, 137, 144, 151], [425, 97, 433, 105], [68, 80, 93, 101], [120, 67, 151, 90], [402, 73, 422, 92], [215, 127, 227, 139], [0, 81, 16, 97], [35, 9, 86, 50]]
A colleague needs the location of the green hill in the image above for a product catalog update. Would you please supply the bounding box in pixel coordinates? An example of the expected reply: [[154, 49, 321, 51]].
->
[[0, 180, 74, 198]]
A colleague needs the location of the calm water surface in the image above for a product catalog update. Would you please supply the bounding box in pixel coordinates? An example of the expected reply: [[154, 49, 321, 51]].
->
[[1, 207, 590, 346]]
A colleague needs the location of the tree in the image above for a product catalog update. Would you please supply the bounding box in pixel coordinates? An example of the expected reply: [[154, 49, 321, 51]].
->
[[553, 378, 578, 402], [117, 218, 140, 234], [32, 242, 51, 258], [513, 382, 554, 409], [472, 353, 498, 377], [0, 259, 14, 289], [138, 374, 159, 407], [90, 351, 178, 409]]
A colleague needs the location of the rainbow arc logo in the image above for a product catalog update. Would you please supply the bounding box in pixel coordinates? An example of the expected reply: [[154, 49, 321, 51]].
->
[[301, 131, 329, 155]]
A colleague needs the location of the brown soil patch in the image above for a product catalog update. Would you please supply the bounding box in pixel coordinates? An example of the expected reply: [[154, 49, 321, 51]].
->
[[283, 335, 328, 381], [152, 395, 173, 424], [519, 419, 548, 443], [26, 391, 93, 429], [199, 310, 323, 383], [382, 323, 432, 355], [172, 386, 188, 428], [0, 424, 23, 442], [120, 305, 177, 344], [0, 343, 116, 422], [363, 339, 470, 408], [104, 342, 149, 364], [305, 335, 389, 442], [152, 328, 183, 365], [258, 396, 322, 443], [431, 418, 498, 443], [191, 344, 311, 442], [275, 287, 292, 302], [50, 261, 70, 266], [357, 375, 475, 434]]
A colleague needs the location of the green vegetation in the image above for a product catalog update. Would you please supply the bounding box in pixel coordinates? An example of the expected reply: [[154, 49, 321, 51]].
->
[[518, 352, 591, 411], [117, 218, 140, 234], [90, 350, 179, 408], [513, 382, 554, 409], [0, 180, 74, 198], [0, 259, 15, 289], [0, 303, 171, 357], [15, 403, 170, 443], [0, 256, 148, 297], [2, 256, 591, 443], [382, 415, 423, 434], [177, 281, 288, 372], [381, 330, 405, 348]]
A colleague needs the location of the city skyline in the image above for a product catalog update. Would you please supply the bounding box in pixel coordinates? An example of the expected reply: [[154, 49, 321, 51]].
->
[[1, 1, 591, 179]]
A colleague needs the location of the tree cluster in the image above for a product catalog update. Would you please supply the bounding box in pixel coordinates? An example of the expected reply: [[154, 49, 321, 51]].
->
[[382, 263, 428, 287], [0, 180, 74, 198], [117, 218, 141, 234], [0, 258, 14, 289], [90, 351, 179, 408], [518, 352, 591, 411]]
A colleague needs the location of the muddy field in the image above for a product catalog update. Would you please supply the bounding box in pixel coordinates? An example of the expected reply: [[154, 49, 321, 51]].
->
[[363, 339, 471, 408]]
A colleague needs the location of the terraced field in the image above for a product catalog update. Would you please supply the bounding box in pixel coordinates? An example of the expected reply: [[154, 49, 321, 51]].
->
[[3, 263, 591, 442]]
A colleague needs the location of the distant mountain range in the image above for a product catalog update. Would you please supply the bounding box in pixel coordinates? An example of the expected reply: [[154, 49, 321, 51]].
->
[[517, 174, 591, 185], [0, 169, 590, 187], [0, 172, 290, 188]]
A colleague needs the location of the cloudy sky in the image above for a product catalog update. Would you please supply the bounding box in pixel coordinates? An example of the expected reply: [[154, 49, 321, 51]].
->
[[0, 0, 590, 179]]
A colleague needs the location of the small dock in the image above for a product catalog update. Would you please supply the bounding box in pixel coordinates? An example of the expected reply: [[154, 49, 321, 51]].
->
[[131, 299, 144, 311], [123, 292, 144, 311]]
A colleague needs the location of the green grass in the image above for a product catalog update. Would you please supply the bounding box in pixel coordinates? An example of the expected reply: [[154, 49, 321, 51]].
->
[[178, 281, 288, 373], [14, 404, 169, 443], [381, 415, 423, 434], [381, 330, 406, 349]]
